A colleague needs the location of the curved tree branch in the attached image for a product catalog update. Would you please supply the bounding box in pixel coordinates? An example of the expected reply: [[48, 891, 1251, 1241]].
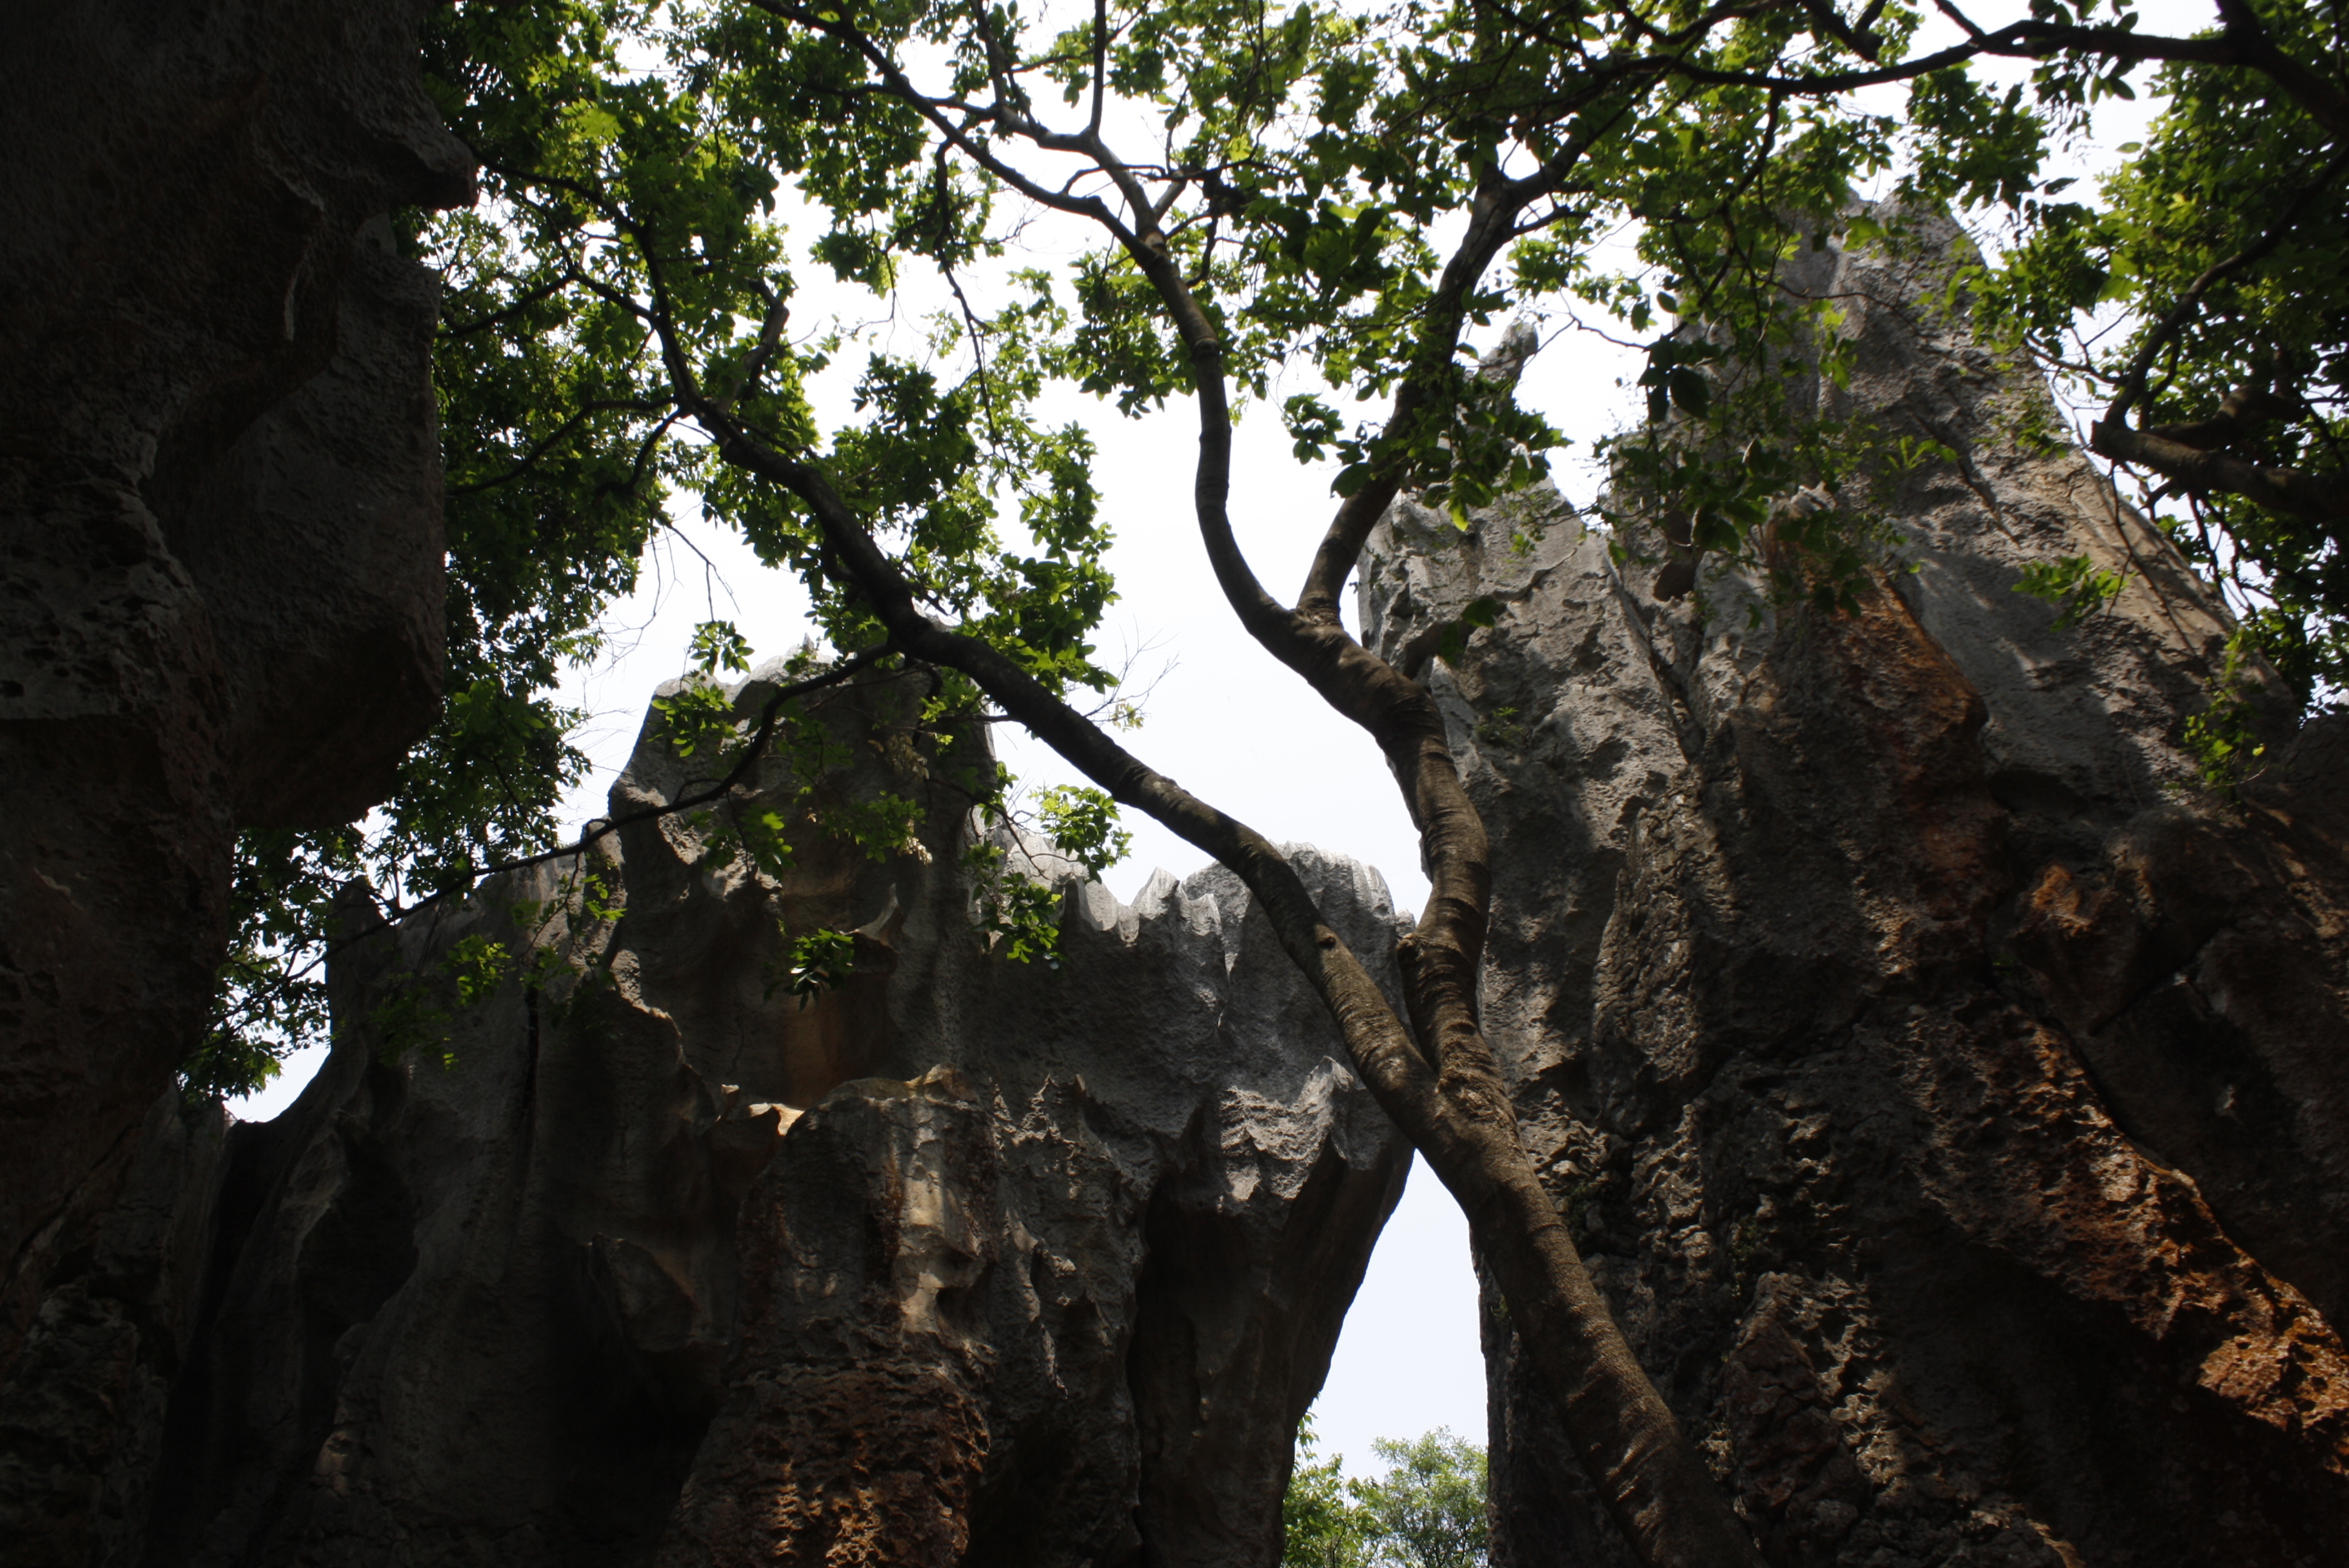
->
[[1645, 0, 2349, 138], [686, 390, 1763, 1567], [701, 18, 1763, 1561], [2090, 419, 2349, 532], [1295, 94, 1647, 622]]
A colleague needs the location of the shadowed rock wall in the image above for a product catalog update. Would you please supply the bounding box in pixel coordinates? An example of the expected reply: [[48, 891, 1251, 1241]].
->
[[0, 0, 472, 1425], [1363, 217, 2349, 1564], [128, 668, 1409, 1567]]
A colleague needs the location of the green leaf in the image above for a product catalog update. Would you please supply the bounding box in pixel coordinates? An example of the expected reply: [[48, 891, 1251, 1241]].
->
[[784, 927, 858, 1000]]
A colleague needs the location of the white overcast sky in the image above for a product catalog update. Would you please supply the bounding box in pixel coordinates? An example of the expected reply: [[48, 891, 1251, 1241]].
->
[[234, 0, 2198, 1477]]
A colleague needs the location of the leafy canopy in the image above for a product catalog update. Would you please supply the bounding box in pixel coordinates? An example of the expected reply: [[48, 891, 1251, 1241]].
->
[[1977, 1, 2349, 723], [193, 0, 2349, 1095]]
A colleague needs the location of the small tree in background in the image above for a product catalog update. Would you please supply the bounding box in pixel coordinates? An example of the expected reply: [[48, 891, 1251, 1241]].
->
[[1285, 1420, 1489, 1568]]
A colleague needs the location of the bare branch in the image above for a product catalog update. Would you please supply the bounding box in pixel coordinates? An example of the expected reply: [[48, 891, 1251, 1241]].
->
[[2091, 419, 2349, 532], [715, 282, 792, 415], [1295, 95, 1644, 621], [1088, 0, 1109, 137], [744, 0, 1134, 237], [1658, 0, 2349, 135]]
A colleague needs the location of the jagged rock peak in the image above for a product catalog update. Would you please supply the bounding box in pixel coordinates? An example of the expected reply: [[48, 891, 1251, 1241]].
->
[[87, 665, 1408, 1568], [1365, 211, 2349, 1564]]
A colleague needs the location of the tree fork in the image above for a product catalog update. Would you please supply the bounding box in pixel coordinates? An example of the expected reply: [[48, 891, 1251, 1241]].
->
[[1187, 405, 1768, 1566], [1129, 242, 1768, 1568], [671, 18, 1764, 1555], [1039, 89, 1767, 1553], [680, 386, 1764, 1568]]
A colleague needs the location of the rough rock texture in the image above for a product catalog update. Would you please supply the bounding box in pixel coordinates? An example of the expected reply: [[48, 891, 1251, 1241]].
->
[[1363, 217, 2349, 1565], [0, 1093, 233, 1565], [123, 668, 1408, 1566], [0, 0, 469, 1415]]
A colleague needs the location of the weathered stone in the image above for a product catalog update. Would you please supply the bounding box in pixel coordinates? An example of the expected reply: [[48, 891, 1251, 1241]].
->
[[129, 668, 1408, 1566], [169, 219, 451, 829], [0, 0, 471, 1411], [0, 1092, 231, 1565], [1364, 214, 2349, 1564]]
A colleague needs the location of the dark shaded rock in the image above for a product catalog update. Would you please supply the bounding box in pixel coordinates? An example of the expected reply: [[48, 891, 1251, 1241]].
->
[[169, 221, 451, 828], [1365, 216, 2349, 1564], [0, 1092, 231, 1565], [132, 668, 1408, 1566], [0, 0, 470, 1410]]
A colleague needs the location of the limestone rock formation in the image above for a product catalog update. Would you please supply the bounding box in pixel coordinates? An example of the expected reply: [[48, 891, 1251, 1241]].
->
[[1363, 216, 2349, 1564], [0, 0, 473, 1411], [121, 668, 1408, 1566], [0, 1093, 234, 1565]]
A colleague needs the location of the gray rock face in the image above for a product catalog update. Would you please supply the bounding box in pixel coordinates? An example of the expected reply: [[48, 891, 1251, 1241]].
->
[[130, 669, 1407, 1566], [0, 0, 470, 1422], [1363, 216, 2349, 1564]]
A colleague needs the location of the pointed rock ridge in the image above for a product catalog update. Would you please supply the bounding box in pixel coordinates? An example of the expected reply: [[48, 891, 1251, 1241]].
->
[[122, 664, 1408, 1566], [1364, 209, 2349, 1564]]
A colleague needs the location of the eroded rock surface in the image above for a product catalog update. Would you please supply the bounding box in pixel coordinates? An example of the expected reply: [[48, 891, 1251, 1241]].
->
[[0, 0, 471, 1416], [131, 669, 1407, 1566], [1364, 216, 2349, 1564]]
